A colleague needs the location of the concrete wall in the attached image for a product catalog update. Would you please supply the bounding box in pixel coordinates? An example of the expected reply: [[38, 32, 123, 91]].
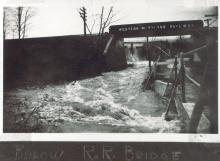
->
[[154, 80, 172, 97], [105, 38, 127, 70], [4, 35, 127, 89]]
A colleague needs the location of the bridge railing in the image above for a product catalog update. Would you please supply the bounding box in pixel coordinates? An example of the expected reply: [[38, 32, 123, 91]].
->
[[151, 43, 171, 58], [164, 45, 212, 132], [142, 55, 161, 90], [142, 41, 174, 90]]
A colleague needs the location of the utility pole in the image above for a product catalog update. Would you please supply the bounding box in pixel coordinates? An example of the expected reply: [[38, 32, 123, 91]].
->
[[180, 53, 186, 103], [79, 7, 87, 36], [204, 14, 218, 28]]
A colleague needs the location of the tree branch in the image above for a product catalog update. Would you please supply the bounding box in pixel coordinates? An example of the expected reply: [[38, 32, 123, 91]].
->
[[98, 6, 104, 36]]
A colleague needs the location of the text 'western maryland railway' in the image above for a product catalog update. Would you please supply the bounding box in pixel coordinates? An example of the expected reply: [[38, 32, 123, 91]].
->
[[109, 20, 203, 37]]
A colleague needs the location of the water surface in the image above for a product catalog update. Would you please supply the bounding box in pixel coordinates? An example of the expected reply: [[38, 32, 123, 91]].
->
[[4, 61, 181, 133]]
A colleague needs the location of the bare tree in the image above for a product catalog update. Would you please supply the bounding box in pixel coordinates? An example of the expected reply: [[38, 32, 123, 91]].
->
[[16, 7, 23, 39], [98, 6, 116, 36], [3, 9, 7, 40], [98, 6, 104, 35], [14, 7, 35, 39], [96, 6, 120, 53], [3, 8, 11, 40], [22, 7, 35, 38], [82, 6, 119, 35], [86, 14, 96, 35], [77, 6, 120, 57]]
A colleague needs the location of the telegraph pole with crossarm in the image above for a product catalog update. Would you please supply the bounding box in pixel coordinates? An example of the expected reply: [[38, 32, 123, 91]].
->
[[204, 13, 218, 28], [79, 7, 87, 36]]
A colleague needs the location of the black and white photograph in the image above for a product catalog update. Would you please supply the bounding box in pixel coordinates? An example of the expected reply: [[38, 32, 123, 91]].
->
[[2, 0, 218, 134]]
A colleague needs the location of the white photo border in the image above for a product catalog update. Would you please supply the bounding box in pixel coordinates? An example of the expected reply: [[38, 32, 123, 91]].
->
[[0, 0, 219, 142]]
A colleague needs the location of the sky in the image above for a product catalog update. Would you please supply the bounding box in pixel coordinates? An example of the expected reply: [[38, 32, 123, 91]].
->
[[2, 0, 218, 38]]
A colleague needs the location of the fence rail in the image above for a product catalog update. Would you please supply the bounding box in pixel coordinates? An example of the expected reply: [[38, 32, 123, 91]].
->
[[181, 45, 207, 56], [151, 44, 171, 57], [185, 73, 201, 87], [164, 44, 206, 127]]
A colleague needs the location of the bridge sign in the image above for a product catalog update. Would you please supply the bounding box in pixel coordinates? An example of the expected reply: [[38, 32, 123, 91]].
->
[[109, 20, 203, 38]]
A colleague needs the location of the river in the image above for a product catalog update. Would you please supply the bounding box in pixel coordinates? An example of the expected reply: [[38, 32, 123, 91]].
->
[[4, 61, 181, 133]]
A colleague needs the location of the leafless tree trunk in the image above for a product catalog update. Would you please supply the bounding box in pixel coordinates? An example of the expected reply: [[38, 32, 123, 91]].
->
[[82, 6, 119, 36], [98, 7, 104, 36], [3, 8, 11, 40], [15, 7, 35, 39], [22, 8, 34, 38], [17, 7, 23, 39], [3, 9, 7, 40], [86, 17, 96, 35], [96, 6, 119, 52], [100, 7, 113, 36], [78, 6, 120, 55]]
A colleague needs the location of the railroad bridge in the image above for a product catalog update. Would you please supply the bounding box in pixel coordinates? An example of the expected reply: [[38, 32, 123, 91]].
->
[[109, 20, 203, 38], [103, 20, 204, 56], [104, 20, 218, 133]]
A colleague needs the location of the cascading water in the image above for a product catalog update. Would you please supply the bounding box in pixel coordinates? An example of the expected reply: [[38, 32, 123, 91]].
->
[[5, 58, 181, 132], [126, 46, 140, 63]]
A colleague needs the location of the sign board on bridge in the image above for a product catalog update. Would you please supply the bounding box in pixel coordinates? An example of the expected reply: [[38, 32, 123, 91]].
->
[[109, 20, 203, 37]]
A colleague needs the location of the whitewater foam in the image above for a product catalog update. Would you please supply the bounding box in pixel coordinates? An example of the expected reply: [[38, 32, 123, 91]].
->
[[6, 60, 182, 132]]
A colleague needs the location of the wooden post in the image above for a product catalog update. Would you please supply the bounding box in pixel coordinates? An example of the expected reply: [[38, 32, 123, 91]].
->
[[130, 42, 134, 56], [174, 56, 178, 81], [189, 33, 218, 133], [147, 37, 152, 72], [180, 53, 186, 103], [170, 43, 172, 57], [165, 77, 178, 121]]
